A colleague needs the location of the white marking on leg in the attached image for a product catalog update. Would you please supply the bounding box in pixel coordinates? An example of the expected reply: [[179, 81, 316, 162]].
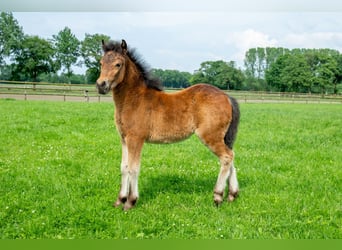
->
[[123, 137, 144, 210], [119, 170, 130, 198], [129, 167, 140, 200], [115, 142, 129, 207], [120, 142, 129, 199], [214, 155, 233, 204], [215, 161, 231, 193], [121, 142, 128, 172], [228, 161, 239, 202]]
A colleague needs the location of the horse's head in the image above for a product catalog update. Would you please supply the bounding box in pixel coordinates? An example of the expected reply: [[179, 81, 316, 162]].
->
[[96, 39, 128, 94]]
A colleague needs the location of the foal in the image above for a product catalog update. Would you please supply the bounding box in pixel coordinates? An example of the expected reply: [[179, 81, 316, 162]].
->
[[96, 39, 240, 210]]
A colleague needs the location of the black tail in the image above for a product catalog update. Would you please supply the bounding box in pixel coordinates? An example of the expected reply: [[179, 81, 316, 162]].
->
[[224, 96, 240, 149]]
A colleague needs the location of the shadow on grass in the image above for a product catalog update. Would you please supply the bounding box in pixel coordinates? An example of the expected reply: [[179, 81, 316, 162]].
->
[[138, 172, 214, 203], [136, 170, 250, 207]]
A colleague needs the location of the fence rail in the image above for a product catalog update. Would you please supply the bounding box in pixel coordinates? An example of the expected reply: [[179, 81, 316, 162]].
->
[[1, 80, 341, 104], [0, 80, 112, 102]]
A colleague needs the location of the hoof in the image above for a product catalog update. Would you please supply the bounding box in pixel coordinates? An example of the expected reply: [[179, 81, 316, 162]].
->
[[113, 197, 127, 208], [123, 203, 133, 211], [123, 198, 137, 211], [228, 190, 239, 202], [214, 191, 224, 206]]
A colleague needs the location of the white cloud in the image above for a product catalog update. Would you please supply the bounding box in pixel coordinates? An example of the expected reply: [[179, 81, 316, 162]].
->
[[225, 29, 278, 65]]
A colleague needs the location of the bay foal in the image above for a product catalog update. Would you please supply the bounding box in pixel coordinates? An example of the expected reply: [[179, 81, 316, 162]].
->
[[96, 40, 240, 210]]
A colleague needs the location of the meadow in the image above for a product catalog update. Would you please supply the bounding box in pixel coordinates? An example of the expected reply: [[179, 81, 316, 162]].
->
[[0, 99, 341, 239]]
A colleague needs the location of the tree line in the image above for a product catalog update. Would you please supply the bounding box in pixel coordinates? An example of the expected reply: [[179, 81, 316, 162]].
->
[[245, 47, 342, 94], [0, 12, 109, 84], [1, 12, 341, 94]]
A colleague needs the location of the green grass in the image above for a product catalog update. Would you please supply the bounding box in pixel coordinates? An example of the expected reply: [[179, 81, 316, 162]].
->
[[0, 99, 341, 239]]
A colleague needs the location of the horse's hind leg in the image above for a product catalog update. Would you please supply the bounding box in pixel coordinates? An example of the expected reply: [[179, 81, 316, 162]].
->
[[214, 149, 234, 205], [196, 130, 235, 205], [228, 161, 239, 202]]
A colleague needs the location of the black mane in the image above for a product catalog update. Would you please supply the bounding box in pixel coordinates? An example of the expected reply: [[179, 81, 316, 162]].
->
[[103, 40, 163, 91]]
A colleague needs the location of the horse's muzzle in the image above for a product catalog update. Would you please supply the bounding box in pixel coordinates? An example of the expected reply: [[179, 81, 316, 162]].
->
[[96, 81, 110, 95]]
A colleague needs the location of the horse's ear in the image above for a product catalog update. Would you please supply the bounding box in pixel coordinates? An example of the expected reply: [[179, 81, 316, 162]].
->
[[101, 39, 105, 50], [121, 39, 127, 54]]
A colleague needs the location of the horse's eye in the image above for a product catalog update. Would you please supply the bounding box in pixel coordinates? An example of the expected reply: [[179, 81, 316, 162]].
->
[[115, 63, 121, 68]]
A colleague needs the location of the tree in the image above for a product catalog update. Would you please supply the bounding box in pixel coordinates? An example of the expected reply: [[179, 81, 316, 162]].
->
[[0, 12, 24, 73], [244, 47, 290, 90], [256, 47, 266, 79], [151, 69, 191, 88], [53, 27, 80, 82], [266, 53, 313, 92], [244, 48, 257, 79], [312, 51, 338, 94], [81, 33, 110, 83], [12, 35, 56, 81], [332, 53, 342, 94], [265, 54, 287, 91], [280, 53, 313, 92], [265, 48, 342, 93], [190, 60, 244, 90]]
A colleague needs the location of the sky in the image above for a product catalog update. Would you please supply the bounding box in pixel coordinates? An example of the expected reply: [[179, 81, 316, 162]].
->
[[3, 1, 342, 74]]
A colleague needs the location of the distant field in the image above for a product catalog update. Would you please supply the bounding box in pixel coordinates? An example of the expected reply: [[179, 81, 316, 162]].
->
[[0, 100, 341, 239]]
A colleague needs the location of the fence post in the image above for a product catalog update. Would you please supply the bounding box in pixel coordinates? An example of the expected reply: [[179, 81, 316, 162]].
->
[[24, 84, 27, 101], [84, 90, 89, 102]]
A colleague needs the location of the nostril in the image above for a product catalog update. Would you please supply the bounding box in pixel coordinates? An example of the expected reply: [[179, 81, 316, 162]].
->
[[96, 80, 109, 95], [96, 81, 106, 89]]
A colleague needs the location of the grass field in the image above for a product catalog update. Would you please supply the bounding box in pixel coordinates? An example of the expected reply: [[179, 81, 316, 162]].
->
[[0, 99, 341, 239]]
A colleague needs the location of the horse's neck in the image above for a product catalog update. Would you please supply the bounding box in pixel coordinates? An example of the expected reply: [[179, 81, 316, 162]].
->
[[112, 76, 146, 110], [113, 60, 150, 109]]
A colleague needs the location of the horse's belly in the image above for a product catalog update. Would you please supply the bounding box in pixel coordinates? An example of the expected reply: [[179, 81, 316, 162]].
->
[[146, 127, 194, 144]]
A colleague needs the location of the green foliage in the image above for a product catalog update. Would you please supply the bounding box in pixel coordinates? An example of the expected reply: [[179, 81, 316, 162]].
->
[[38, 73, 86, 84], [332, 53, 342, 94], [310, 49, 341, 94], [152, 69, 191, 88], [244, 47, 290, 80], [0, 12, 24, 66], [0, 100, 340, 239], [265, 49, 342, 93], [12, 35, 56, 81], [81, 33, 110, 84], [266, 53, 312, 92], [85, 67, 100, 84], [190, 60, 245, 90], [52, 27, 80, 81]]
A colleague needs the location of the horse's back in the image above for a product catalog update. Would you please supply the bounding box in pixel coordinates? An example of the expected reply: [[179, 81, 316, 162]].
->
[[182, 84, 232, 118], [147, 84, 232, 143]]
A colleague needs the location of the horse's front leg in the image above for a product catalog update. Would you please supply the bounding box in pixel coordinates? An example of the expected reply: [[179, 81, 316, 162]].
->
[[113, 140, 129, 207], [115, 137, 144, 210]]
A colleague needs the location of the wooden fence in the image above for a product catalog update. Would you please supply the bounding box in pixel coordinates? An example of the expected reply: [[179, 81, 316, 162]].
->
[[1, 80, 341, 104], [0, 80, 112, 102]]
